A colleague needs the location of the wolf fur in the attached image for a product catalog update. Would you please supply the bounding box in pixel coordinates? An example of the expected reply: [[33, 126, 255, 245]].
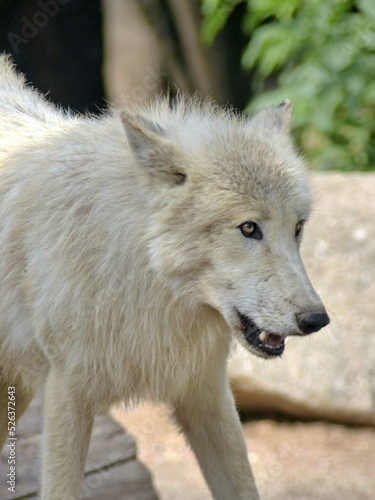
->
[[0, 55, 329, 500]]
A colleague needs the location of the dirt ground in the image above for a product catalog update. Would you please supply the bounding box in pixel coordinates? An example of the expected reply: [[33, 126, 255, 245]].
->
[[112, 404, 375, 500]]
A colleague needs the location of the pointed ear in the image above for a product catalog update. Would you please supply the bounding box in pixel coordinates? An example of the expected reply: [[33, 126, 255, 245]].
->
[[121, 112, 167, 162], [121, 112, 186, 186], [249, 99, 292, 134]]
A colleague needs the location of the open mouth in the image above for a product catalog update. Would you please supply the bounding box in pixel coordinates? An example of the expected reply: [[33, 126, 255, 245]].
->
[[236, 309, 285, 358]]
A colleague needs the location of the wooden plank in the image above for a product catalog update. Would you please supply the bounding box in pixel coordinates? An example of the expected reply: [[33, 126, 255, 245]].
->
[[82, 461, 158, 500], [5, 459, 158, 500], [16, 393, 43, 438], [0, 394, 158, 499], [86, 415, 137, 473], [1, 433, 39, 499]]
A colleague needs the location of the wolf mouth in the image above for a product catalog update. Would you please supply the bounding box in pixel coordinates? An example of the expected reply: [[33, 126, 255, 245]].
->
[[236, 309, 285, 357]]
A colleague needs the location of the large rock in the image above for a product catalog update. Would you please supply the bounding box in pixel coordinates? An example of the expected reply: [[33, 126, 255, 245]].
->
[[229, 173, 375, 425]]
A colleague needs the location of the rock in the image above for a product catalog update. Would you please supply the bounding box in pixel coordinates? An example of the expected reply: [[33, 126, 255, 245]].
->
[[115, 403, 375, 500], [229, 173, 375, 426]]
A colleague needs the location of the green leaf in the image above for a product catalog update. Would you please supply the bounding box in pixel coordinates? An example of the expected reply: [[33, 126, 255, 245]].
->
[[200, 0, 375, 170], [200, 0, 242, 45], [242, 24, 300, 75], [357, 0, 375, 20]]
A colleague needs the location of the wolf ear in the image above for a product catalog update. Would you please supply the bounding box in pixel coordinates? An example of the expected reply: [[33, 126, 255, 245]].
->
[[121, 112, 186, 186], [249, 99, 292, 134], [121, 112, 166, 161]]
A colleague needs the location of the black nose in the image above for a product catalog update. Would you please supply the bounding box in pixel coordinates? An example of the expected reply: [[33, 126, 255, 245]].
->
[[296, 311, 330, 334]]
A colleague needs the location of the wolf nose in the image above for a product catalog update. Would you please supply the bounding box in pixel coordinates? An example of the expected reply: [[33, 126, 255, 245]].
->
[[296, 311, 330, 334]]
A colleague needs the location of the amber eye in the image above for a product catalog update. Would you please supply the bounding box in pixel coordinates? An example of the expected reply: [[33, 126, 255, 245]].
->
[[295, 220, 305, 238], [238, 221, 262, 240]]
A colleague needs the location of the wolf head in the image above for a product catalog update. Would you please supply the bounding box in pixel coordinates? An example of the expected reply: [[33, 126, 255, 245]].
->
[[121, 97, 329, 359]]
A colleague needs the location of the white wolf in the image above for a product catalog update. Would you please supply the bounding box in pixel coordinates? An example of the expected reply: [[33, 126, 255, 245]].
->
[[0, 55, 329, 500]]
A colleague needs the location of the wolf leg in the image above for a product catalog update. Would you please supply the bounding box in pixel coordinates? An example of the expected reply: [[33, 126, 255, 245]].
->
[[174, 373, 260, 500], [41, 369, 94, 500]]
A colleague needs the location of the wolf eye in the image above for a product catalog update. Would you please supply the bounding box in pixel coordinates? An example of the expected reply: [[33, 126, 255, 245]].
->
[[295, 220, 305, 238], [238, 221, 262, 240]]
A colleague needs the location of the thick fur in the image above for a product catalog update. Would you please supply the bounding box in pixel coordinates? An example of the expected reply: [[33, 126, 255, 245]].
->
[[0, 55, 327, 500]]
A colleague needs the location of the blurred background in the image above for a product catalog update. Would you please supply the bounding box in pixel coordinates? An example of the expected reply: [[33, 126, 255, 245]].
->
[[1, 0, 374, 171], [1, 1, 374, 499]]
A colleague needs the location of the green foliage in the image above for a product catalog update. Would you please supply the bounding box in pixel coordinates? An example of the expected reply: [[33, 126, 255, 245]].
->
[[201, 0, 375, 170]]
